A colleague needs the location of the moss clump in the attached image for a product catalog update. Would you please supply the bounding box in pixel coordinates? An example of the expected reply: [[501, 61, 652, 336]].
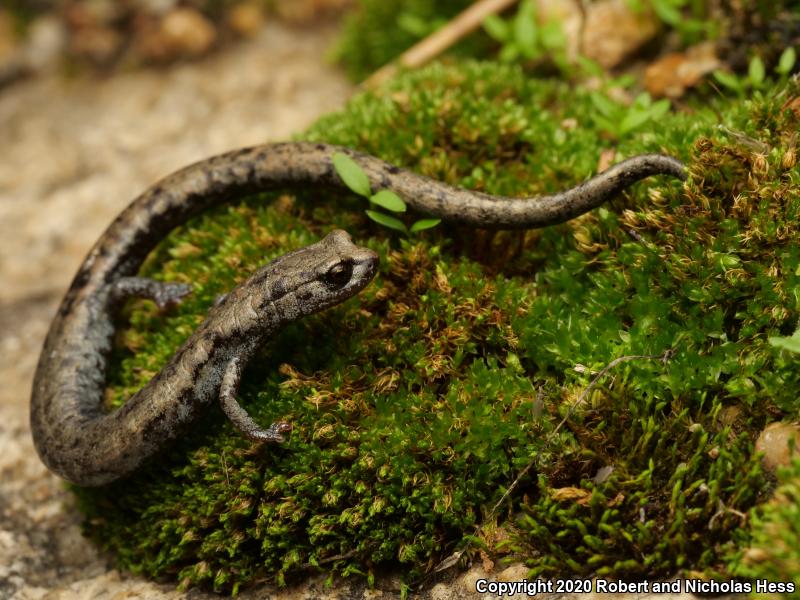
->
[[730, 459, 800, 597], [73, 61, 800, 593]]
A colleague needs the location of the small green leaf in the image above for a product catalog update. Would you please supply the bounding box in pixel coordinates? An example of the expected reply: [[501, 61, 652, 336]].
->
[[397, 12, 431, 37], [499, 44, 520, 62], [649, 98, 671, 119], [365, 210, 408, 233], [651, 0, 682, 25], [769, 332, 800, 354], [592, 115, 619, 137], [576, 55, 604, 77], [718, 254, 741, 270], [618, 98, 670, 136], [332, 152, 371, 197], [712, 70, 742, 91], [513, 0, 538, 55], [632, 91, 653, 109], [540, 21, 566, 50], [619, 107, 655, 135], [505, 352, 524, 374], [777, 47, 797, 75], [482, 14, 509, 41], [370, 189, 407, 212], [588, 91, 619, 118], [410, 218, 441, 233], [748, 55, 765, 86]]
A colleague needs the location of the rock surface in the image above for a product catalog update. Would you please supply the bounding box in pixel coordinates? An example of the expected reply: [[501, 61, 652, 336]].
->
[[755, 422, 800, 473]]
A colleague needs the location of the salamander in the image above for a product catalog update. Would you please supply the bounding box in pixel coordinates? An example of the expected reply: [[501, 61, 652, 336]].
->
[[30, 142, 686, 486]]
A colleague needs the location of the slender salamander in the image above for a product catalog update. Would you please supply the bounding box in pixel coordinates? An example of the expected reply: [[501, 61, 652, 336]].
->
[[30, 142, 686, 486]]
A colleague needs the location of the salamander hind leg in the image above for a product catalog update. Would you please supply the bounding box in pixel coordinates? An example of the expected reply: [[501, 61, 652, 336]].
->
[[220, 355, 292, 443], [110, 276, 192, 308]]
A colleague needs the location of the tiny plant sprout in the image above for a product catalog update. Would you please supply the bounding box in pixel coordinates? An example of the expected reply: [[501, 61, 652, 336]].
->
[[332, 152, 440, 235]]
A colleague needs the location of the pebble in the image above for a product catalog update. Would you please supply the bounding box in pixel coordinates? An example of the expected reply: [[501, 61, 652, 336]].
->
[[496, 563, 529, 582], [68, 25, 124, 66], [133, 0, 180, 15], [459, 565, 489, 595], [582, 0, 660, 69], [23, 15, 67, 72], [228, 2, 266, 38], [63, 0, 122, 28], [428, 582, 455, 600], [755, 422, 800, 472], [158, 8, 217, 58]]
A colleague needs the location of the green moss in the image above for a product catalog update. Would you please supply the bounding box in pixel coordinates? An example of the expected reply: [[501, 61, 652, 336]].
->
[[730, 459, 800, 597], [73, 61, 800, 593]]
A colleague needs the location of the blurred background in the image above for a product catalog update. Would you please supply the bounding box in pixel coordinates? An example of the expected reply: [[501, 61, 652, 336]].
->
[[0, 1, 354, 79]]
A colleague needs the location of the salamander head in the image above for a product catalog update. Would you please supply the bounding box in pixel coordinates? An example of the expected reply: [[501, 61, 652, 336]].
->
[[225, 229, 379, 326], [297, 229, 379, 311]]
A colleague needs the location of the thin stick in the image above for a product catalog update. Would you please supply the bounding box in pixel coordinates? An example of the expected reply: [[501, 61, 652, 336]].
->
[[362, 0, 520, 89]]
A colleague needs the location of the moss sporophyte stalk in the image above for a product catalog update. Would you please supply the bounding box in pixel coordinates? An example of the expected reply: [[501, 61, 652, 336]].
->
[[71, 61, 800, 593]]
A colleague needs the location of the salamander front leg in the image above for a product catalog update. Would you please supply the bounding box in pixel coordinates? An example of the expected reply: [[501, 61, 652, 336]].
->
[[110, 276, 192, 308], [220, 355, 292, 443]]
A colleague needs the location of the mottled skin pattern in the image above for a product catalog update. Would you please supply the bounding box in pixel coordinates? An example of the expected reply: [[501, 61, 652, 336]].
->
[[30, 142, 686, 487]]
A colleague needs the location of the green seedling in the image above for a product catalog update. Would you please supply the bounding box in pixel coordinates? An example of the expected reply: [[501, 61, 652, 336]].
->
[[714, 48, 797, 97], [588, 90, 671, 139], [482, 0, 571, 74], [332, 152, 440, 235]]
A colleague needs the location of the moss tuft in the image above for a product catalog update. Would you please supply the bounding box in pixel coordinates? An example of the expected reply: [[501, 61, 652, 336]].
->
[[73, 61, 800, 593], [730, 459, 800, 597]]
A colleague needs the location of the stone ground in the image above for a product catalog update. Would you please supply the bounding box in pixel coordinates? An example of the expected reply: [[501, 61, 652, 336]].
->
[[0, 18, 728, 600]]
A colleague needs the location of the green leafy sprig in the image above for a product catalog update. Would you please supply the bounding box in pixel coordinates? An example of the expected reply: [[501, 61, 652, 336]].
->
[[332, 152, 441, 235], [625, 0, 716, 45], [482, 0, 571, 74], [769, 325, 800, 355], [587, 89, 671, 140], [713, 48, 797, 96]]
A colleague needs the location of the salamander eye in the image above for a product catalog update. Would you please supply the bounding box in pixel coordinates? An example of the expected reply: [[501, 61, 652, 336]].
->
[[323, 261, 353, 288]]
